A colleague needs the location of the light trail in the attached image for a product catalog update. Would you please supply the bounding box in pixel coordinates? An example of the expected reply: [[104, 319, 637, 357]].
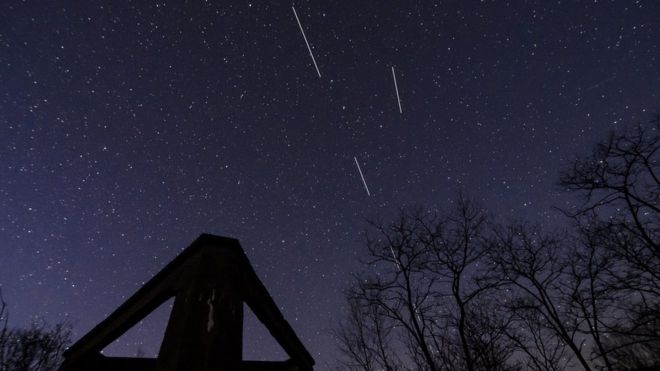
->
[[292, 6, 322, 78], [353, 156, 371, 196], [392, 66, 402, 113]]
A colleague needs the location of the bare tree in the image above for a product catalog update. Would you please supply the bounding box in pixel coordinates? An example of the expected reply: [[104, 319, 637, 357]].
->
[[350, 207, 441, 371], [338, 199, 517, 371], [563, 223, 618, 371], [559, 118, 659, 270], [335, 294, 404, 371], [488, 224, 593, 371], [421, 196, 510, 371], [0, 289, 71, 371], [338, 117, 659, 369], [462, 299, 519, 371], [504, 299, 573, 371], [598, 302, 660, 371], [559, 117, 660, 368]]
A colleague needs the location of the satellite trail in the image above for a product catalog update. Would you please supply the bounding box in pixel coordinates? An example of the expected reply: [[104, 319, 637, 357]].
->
[[292, 6, 322, 78], [392, 66, 402, 113], [353, 156, 372, 196]]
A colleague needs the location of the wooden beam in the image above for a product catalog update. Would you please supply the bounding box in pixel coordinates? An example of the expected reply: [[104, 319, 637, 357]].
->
[[156, 246, 244, 370], [242, 264, 315, 369], [58, 234, 315, 371]]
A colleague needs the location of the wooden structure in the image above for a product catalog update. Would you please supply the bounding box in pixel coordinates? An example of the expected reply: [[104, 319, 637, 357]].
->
[[58, 234, 315, 371]]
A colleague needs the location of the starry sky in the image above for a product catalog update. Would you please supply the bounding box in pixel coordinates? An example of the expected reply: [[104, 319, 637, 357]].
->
[[0, 0, 659, 369]]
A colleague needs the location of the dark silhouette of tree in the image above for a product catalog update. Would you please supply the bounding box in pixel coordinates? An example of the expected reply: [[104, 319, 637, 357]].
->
[[336, 198, 517, 370], [559, 118, 660, 369], [337, 115, 659, 371], [598, 302, 660, 371], [0, 289, 71, 371], [559, 119, 659, 278], [334, 294, 404, 371], [420, 197, 512, 371], [347, 206, 443, 371], [488, 224, 593, 371], [461, 299, 519, 371], [563, 223, 619, 371]]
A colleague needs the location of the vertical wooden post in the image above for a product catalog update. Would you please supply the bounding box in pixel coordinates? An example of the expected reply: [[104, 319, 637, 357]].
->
[[156, 246, 243, 370]]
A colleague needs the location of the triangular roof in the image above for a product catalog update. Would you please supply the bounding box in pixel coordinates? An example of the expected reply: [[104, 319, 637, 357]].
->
[[59, 234, 315, 371]]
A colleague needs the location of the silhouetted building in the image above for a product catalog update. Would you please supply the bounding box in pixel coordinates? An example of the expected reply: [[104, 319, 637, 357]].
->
[[58, 234, 315, 371]]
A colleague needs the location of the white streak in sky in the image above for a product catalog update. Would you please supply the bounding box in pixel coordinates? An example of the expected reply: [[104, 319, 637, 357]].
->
[[292, 6, 322, 78], [353, 156, 371, 196], [391, 66, 402, 114], [585, 74, 616, 91], [389, 245, 402, 271]]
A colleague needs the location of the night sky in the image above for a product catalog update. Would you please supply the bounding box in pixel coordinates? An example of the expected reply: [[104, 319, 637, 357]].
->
[[1, 0, 659, 368]]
